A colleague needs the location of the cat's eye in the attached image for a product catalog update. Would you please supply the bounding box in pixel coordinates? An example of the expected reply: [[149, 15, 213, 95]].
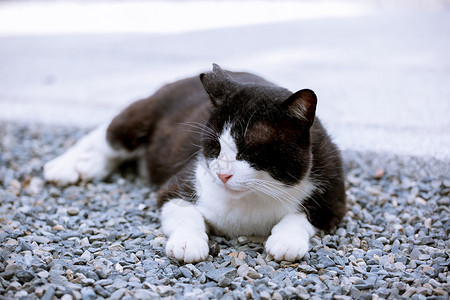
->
[[202, 138, 220, 159]]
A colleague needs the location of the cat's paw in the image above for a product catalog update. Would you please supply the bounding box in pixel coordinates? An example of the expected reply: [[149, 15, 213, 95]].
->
[[44, 153, 81, 185], [265, 231, 310, 262], [44, 147, 111, 185], [165, 232, 209, 263]]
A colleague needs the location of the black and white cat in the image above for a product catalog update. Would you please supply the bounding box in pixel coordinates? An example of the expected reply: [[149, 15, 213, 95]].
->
[[44, 64, 346, 263]]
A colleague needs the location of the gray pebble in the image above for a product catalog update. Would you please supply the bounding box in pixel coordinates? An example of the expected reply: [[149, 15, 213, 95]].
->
[[67, 207, 80, 216], [1, 123, 448, 300], [41, 286, 56, 300]]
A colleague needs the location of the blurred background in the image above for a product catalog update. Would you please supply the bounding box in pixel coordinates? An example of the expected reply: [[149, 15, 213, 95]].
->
[[0, 0, 449, 159]]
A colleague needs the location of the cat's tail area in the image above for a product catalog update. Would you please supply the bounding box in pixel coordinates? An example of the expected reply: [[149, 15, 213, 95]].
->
[[43, 123, 140, 185]]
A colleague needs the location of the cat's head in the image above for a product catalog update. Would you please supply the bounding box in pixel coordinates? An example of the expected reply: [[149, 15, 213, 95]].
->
[[199, 64, 317, 197]]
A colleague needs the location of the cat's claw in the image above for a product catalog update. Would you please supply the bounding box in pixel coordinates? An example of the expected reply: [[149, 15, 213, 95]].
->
[[265, 231, 310, 262], [165, 233, 209, 263]]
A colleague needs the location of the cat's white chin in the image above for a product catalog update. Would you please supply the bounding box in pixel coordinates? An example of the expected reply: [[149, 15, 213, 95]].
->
[[222, 185, 251, 198]]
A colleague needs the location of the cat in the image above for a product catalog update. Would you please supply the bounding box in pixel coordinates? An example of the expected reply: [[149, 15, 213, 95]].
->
[[44, 64, 346, 263]]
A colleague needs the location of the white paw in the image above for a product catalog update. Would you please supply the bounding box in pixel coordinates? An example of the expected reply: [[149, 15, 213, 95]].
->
[[44, 141, 115, 186], [165, 232, 209, 263], [44, 152, 80, 185], [44, 149, 111, 185], [265, 231, 310, 262], [44, 125, 118, 185]]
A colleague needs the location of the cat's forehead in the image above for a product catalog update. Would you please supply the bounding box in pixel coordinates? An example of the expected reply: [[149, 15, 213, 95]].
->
[[220, 125, 237, 153]]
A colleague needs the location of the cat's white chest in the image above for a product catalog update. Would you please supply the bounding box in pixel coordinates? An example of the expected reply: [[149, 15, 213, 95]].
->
[[194, 160, 314, 237], [197, 189, 292, 237]]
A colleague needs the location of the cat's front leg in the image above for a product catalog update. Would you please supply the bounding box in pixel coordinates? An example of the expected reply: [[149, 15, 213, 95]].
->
[[265, 213, 316, 261], [160, 199, 209, 263]]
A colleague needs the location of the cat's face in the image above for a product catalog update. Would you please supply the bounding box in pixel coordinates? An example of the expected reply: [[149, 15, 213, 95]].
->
[[199, 64, 317, 197]]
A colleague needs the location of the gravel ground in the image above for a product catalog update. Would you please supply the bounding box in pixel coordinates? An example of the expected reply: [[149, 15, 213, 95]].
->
[[0, 121, 449, 300]]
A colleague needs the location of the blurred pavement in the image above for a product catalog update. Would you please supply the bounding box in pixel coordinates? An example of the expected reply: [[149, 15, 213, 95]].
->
[[0, 0, 449, 160]]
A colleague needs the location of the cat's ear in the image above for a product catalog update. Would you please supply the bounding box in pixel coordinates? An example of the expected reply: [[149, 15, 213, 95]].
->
[[200, 64, 236, 106], [283, 89, 317, 125]]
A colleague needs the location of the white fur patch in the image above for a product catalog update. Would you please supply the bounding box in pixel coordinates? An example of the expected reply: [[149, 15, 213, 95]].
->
[[160, 199, 209, 263], [44, 123, 135, 185], [265, 213, 316, 261], [194, 126, 317, 238]]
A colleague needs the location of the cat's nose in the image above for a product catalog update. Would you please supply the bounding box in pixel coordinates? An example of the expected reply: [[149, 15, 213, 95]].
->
[[217, 173, 233, 184]]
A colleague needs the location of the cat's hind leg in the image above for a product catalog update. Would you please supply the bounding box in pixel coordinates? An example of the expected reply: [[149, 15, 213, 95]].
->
[[44, 123, 137, 185]]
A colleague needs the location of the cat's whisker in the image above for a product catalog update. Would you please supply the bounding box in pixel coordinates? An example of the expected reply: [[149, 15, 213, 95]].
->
[[249, 182, 299, 210], [243, 110, 258, 138], [172, 149, 203, 168], [179, 124, 217, 141], [181, 122, 218, 137], [249, 180, 310, 214], [182, 128, 216, 141]]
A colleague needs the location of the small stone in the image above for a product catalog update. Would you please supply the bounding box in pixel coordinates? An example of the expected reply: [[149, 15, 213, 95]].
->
[[9, 179, 21, 190], [237, 236, 248, 244], [208, 241, 220, 257], [298, 264, 317, 274], [81, 250, 92, 260], [41, 286, 55, 300], [81, 287, 97, 300], [8, 281, 22, 291], [415, 197, 427, 206], [32, 236, 51, 244], [247, 271, 262, 279], [403, 287, 416, 297], [272, 292, 283, 300], [35, 286, 46, 298], [418, 236, 434, 245], [179, 266, 193, 278], [110, 288, 127, 300], [27, 177, 44, 194], [115, 263, 123, 273], [231, 257, 246, 267], [341, 277, 352, 294], [18, 241, 34, 252], [433, 288, 448, 296], [336, 228, 346, 237], [218, 276, 232, 287], [366, 249, 383, 258], [206, 267, 237, 282], [134, 289, 157, 300], [67, 207, 80, 216], [428, 279, 441, 288], [15, 291, 29, 298], [410, 248, 422, 259], [53, 225, 65, 231], [37, 270, 50, 279], [80, 237, 90, 247], [373, 168, 385, 179], [260, 291, 271, 300], [16, 270, 35, 282], [237, 264, 249, 277], [81, 278, 95, 285], [89, 233, 105, 242], [156, 285, 175, 297], [421, 265, 434, 275], [319, 256, 335, 268]]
